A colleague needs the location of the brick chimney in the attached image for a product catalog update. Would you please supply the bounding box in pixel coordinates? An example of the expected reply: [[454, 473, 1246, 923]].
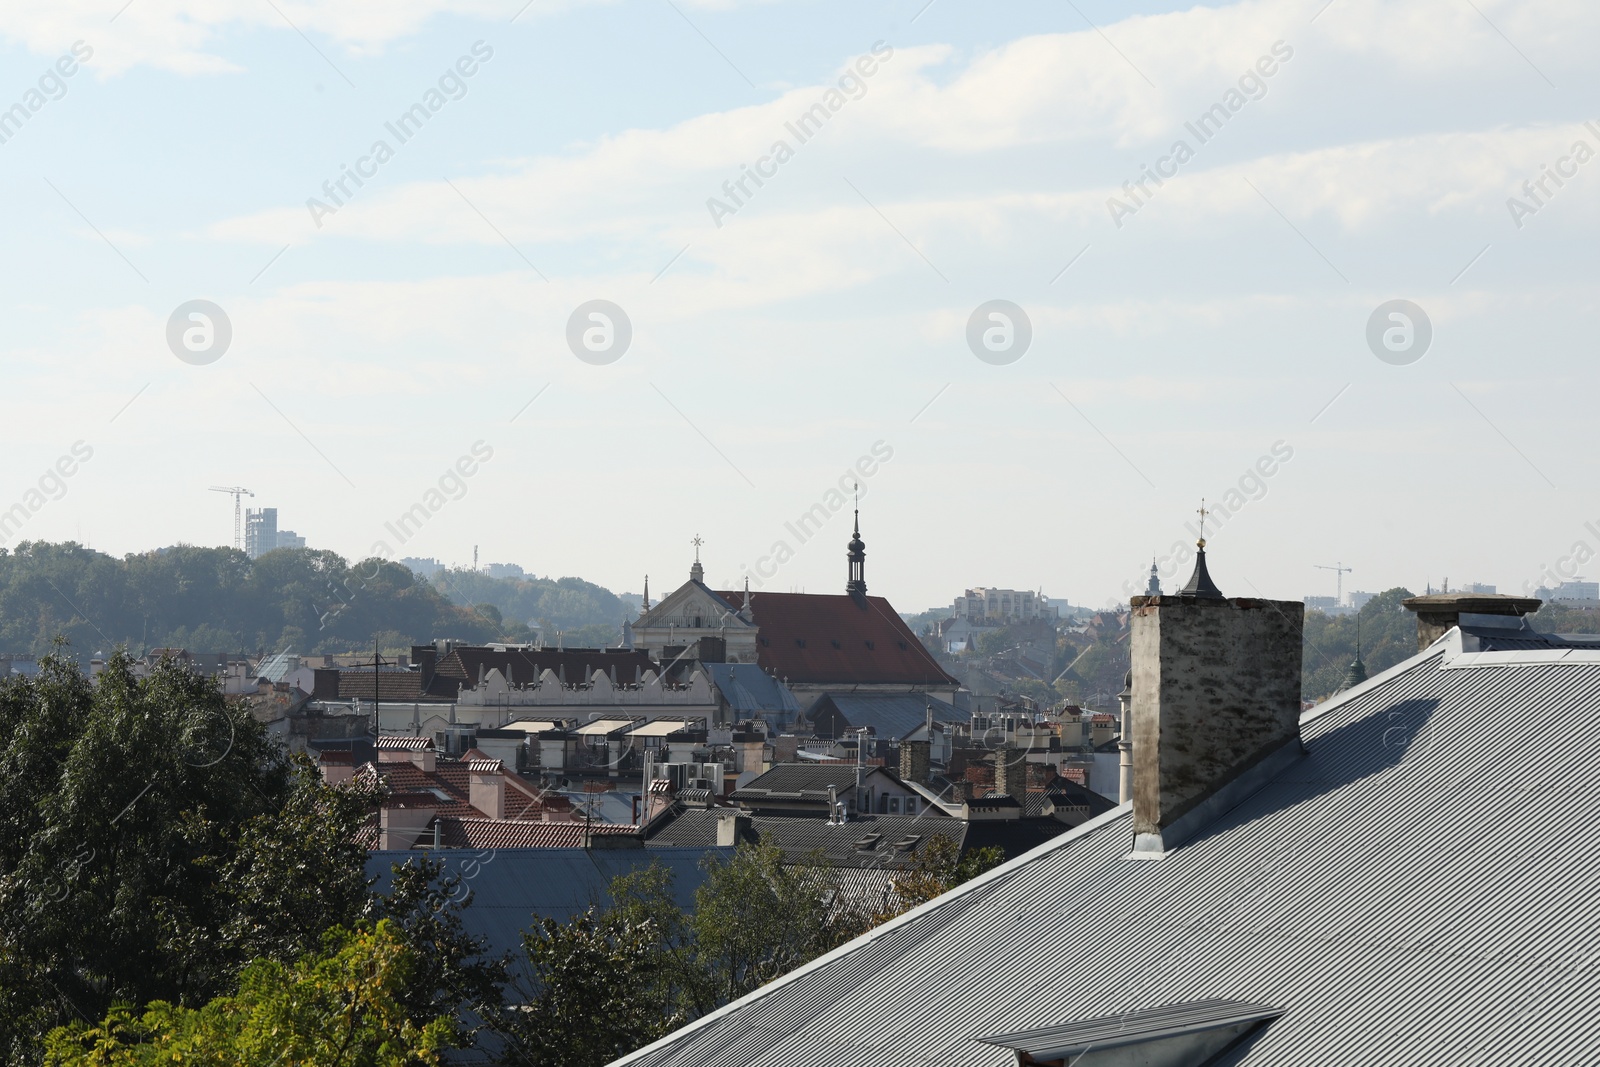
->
[[1129, 543, 1303, 854], [467, 757, 506, 819], [899, 739, 930, 784], [1400, 593, 1542, 651]]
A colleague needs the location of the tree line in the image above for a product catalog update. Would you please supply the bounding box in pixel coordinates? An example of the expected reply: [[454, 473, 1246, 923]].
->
[[0, 542, 630, 660], [2, 651, 996, 1066]]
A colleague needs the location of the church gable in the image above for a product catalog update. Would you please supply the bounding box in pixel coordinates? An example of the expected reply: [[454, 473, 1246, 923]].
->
[[640, 581, 748, 630]]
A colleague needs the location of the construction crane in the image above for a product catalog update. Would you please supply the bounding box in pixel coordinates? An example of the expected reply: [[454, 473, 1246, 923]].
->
[[1314, 562, 1353, 604], [209, 486, 254, 550]]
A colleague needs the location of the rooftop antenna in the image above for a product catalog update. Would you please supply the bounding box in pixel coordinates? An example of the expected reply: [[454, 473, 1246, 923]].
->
[[1314, 561, 1354, 604], [208, 486, 254, 550]]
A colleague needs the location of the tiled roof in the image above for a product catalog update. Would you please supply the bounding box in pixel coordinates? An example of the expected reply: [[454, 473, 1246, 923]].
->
[[426, 646, 662, 698], [613, 636, 1600, 1067], [337, 669, 425, 701], [712, 591, 958, 687]]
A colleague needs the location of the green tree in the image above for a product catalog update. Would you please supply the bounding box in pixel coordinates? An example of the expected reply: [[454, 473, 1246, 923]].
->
[[0, 649, 380, 1063], [500, 910, 680, 1067], [688, 843, 838, 1006], [41, 921, 450, 1067], [878, 834, 1003, 918], [364, 860, 509, 1054]]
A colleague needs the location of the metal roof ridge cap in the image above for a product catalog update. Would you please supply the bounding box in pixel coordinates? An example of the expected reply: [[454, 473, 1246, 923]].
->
[[604, 800, 1135, 1067], [1300, 638, 1450, 728], [1444, 647, 1600, 667]]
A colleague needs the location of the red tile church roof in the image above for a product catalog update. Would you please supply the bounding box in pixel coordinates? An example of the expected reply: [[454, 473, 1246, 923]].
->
[[714, 591, 957, 687]]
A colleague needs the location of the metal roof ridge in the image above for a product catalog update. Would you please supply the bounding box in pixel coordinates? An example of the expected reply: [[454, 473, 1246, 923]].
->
[[1443, 648, 1600, 668], [605, 799, 1134, 1067], [1300, 636, 1450, 728]]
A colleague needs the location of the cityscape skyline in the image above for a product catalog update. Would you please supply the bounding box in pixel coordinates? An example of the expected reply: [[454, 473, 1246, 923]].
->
[[4, 0, 1595, 610]]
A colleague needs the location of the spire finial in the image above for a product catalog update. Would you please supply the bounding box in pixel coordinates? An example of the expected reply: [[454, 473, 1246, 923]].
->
[[691, 534, 704, 561], [689, 536, 705, 583], [1196, 497, 1210, 548]]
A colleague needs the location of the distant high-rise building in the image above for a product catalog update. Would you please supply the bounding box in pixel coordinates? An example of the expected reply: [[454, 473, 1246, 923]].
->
[[243, 509, 307, 557], [400, 556, 445, 577], [486, 562, 526, 580], [244, 508, 277, 559]]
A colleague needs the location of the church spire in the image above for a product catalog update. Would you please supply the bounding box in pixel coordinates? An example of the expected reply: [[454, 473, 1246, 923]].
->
[[1145, 556, 1162, 596], [846, 486, 867, 599]]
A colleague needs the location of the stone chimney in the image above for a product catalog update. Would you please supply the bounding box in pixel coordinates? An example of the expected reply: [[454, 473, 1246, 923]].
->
[[1129, 543, 1304, 853], [468, 758, 506, 819], [716, 810, 752, 846], [1400, 593, 1541, 651]]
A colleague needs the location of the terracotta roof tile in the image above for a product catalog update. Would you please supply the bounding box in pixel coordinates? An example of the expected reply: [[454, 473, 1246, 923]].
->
[[714, 591, 958, 687]]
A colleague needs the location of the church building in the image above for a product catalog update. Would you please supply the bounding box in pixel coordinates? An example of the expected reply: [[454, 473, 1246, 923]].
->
[[631, 512, 958, 707]]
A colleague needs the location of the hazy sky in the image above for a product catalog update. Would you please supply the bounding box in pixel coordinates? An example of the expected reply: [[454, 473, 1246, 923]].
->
[[2, 0, 1594, 613]]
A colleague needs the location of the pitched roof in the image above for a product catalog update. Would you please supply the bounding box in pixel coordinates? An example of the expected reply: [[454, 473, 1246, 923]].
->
[[336, 667, 425, 701], [367, 846, 733, 983], [703, 663, 802, 715], [713, 591, 958, 687], [438, 819, 634, 849], [805, 692, 968, 739], [426, 646, 661, 697], [731, 763, 900, 805], [612, 635, 1600, 1067]]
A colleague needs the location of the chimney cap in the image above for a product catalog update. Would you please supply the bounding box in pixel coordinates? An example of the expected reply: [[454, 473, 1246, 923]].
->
[[1401, 593, 1541, 616], [1176, 544, 1224, 599]]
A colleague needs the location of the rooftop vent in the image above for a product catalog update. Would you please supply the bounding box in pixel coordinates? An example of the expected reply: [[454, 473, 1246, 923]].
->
[[976, 998, 1282, 1067]]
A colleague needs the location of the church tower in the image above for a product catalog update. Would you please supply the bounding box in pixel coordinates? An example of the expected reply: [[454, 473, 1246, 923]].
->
[[846, 506, 867, 599]]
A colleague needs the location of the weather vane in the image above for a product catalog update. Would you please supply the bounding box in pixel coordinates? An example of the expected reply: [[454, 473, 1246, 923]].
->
[[1196, 498, 1210, 548]]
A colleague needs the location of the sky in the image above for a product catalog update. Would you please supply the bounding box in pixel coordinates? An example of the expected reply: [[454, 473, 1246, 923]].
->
[[1, 0, 1595, 614]]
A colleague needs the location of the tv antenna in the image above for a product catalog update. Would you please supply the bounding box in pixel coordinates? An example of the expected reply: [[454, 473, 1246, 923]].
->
[[1314, 562, 1353, 604], [208, 486, 254, 550]]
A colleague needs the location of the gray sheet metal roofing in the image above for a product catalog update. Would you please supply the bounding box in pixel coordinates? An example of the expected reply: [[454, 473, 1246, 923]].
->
[[367, 846, 730, 976], [611, 639, 1600, 1067]]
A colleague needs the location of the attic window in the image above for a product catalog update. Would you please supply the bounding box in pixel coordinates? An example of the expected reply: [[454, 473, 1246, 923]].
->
[[853, 834, 882, 851], [975, 999, 1282, 1067], [897, 640, 909, 650], [892, 835, 922, 851]]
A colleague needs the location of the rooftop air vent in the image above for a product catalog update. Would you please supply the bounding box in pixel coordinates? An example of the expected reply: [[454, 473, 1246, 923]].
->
[[975, 999, 1282, 1067]]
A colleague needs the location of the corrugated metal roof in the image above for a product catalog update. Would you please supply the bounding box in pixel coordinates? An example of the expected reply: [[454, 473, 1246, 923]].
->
[[611, 639, 1600, 1067]]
